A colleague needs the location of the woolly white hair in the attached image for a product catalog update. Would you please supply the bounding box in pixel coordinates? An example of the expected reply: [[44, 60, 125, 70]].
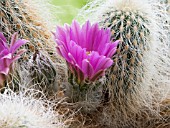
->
[[0, 88, 68, 128], [78, 0, 169, 22]]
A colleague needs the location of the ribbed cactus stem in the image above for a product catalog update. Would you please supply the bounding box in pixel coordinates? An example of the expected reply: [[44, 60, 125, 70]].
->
[[0, 0, 67, 92], [100, 10, 150, 110]]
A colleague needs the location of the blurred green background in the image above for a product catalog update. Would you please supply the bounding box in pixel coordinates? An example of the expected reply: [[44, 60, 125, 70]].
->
[[51, 0, 87, 24]]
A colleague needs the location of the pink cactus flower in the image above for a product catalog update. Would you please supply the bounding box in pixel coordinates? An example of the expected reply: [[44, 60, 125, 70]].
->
[[54, 20, 119, 82], [0, 32, 27, 85]]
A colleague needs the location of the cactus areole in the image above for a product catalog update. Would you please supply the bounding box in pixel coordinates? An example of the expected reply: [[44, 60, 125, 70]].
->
[[54, 20, 119, 83]]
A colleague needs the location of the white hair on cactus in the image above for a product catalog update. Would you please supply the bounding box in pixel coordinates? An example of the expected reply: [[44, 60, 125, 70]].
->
[[77, 0, 170, 126], [0, 88, 68, 128], [78, 0, 169, 23]]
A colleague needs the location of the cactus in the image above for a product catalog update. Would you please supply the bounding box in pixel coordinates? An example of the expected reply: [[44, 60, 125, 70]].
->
[[0, 0, 67, 92], [99, 7, 159, 118], [0, 0, 53, 53], [78, 0, 170, 127]]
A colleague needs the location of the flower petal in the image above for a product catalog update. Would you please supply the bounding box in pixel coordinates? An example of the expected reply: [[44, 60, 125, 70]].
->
[[82, 59, 94, 78], [10, 39, 28, 54], [75, 64, 85, 83], [0, 67, 10, 75], [57, 45, 70, 62], [94, 56, 113, 73], [55, 26, 68, 44], [0, 33, 8, 51], [81, 20, 91, 48], [69, 40, 87, 67], [106, 47, 117, 58], [87, 22, 99, 51], [105, 40, 119, 57], [0, 49, 10, 58], [16, 49, 27, 56], [97, 34, 111, 52], [68, 52, 77, 65], [88, 51, 100, 68], [70, 20, 81, 45], [93, 28, 107, 51], [1, 53, 12, 59]]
